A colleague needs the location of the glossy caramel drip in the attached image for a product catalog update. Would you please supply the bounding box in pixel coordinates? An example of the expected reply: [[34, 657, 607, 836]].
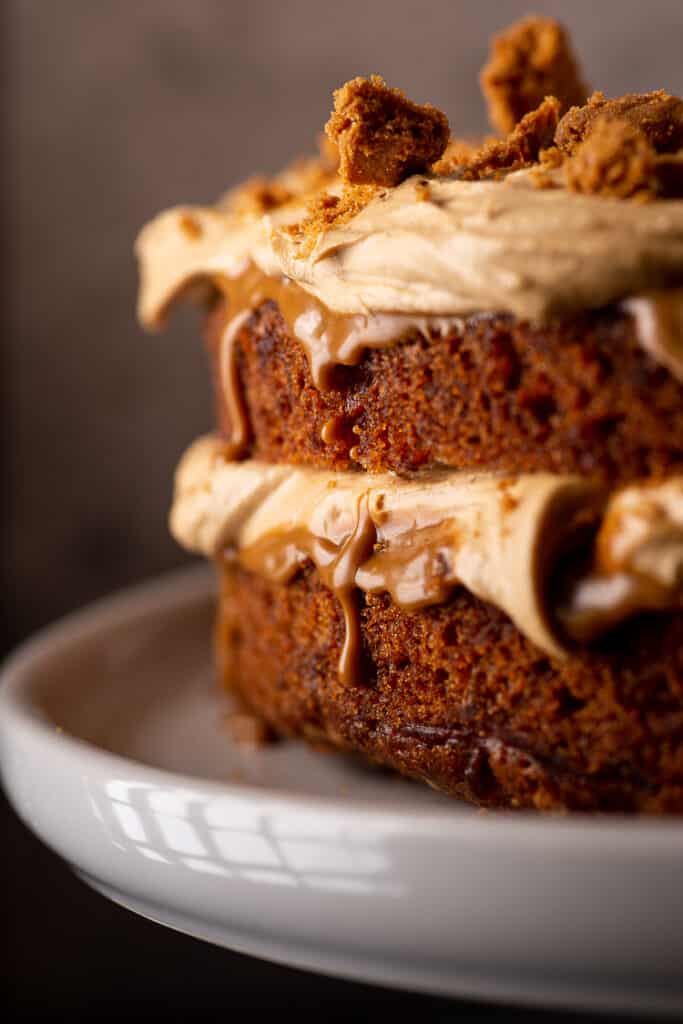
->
[[215, 263, 462, 451], [355, 523, 461, 608], [624, 288, 683, 384], [219, 309, 252, 458], [239, 493, 377, 685], [230, 464, 602, 681]]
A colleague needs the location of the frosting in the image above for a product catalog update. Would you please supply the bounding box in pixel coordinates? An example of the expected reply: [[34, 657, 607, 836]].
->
[[171, 437, 683, 678], [561, 476, 683, 639], [137, 171, 683, 331]]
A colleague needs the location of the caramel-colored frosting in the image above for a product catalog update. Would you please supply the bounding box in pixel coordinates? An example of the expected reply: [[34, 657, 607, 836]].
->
[[171, 436, 683, 680], [137, 171, 683, 332], [561, 476, 683, 640]]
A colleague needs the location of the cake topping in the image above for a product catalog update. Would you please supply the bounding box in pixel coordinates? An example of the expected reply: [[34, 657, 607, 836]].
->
[[221, 176, 295, 218], [481, 15, 589, 134], [445, 96, 560, 180], [555, 90, 683, 156], [282, 183, 381, 258], [137, 175, 683, 331], [324, 74, 449, 187], [219, 141, 339, 219], [271, 173, 683, 323], [562, 114, 683, 201], [136, 17, 683, 373], [565, 117, 658, 200]]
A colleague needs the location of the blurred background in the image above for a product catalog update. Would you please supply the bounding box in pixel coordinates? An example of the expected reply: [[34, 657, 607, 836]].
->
[[3, 1, 683, 1019]]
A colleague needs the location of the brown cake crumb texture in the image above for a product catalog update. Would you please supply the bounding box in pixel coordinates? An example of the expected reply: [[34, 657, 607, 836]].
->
[[206, 299, 683, 482], [218, 564, 683, 812], [480, 15, 589, 135], [325, 74, 450, 187]]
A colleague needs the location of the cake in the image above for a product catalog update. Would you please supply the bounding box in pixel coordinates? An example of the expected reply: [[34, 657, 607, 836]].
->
[[136, 16, 683, 812]]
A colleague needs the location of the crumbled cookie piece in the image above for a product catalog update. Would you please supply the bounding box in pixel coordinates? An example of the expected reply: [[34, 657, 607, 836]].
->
[[556, 90, 683, 155], [528, 147, 565, 189], [565, 117, 657, 199], [179, 213, 204, 239], [219, 149, 339, 218], [540, 145, 564, 169], [325, 75, 449, 187], [457, 96, 561, 180], [317, 131, 340, 172], [282, 184, 381, 256], [223, 711, 275, 749], [481, 16, 588, 134], [414, 179, 431, 202], [222, 176, 295, 218], [432, 136, 496, 176]]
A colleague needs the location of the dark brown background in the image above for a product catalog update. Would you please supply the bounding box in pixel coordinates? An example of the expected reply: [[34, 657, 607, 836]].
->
[[3, 1, 683, 1019]]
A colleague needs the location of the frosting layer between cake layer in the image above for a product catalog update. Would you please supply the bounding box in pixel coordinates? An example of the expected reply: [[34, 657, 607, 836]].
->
[[137, 171, 683, 328], [171, 436, 683, 672]]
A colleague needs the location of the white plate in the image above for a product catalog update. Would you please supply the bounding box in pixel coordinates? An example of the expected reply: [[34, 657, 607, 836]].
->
[[2, 566, 683, 1015]]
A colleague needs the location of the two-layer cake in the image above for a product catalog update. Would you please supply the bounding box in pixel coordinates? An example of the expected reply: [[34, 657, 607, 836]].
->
[[137, 17, 683, 811]]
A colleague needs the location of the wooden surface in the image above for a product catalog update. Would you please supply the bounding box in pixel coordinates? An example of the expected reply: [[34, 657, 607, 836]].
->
[[3, 1, 683, 1018]]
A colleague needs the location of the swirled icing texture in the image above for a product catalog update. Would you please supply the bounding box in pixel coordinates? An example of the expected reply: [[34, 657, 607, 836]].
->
[[170, 437, 683, 662], [137, 171, 683, 327]]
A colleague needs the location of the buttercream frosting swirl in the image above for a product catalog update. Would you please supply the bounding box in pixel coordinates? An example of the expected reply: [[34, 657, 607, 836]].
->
[[137, 170, 683, 328], [171, 437, 683, 668]]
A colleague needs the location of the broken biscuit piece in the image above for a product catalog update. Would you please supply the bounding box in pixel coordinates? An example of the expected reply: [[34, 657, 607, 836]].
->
[[281, 184, 381, 257], [325, 75, 449, 187], [565, 117, 657, 199], [556, 90, 683, 155], [455, 96, 561, 180], [481, 16, 588, 134], [222, 175, 295, 218], [432, 136, 496, 175]]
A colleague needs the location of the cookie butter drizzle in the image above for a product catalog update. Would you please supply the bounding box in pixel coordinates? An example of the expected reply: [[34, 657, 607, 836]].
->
[[217, 272, 683, 457], [216, 262, 463, 450], [241, 493, 378, 684], [235, 488, 594, 685], [219, 308, 252, 454]]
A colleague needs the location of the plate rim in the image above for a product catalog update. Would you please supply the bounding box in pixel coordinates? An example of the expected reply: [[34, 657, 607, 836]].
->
[[2, 562, 683, 850]]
